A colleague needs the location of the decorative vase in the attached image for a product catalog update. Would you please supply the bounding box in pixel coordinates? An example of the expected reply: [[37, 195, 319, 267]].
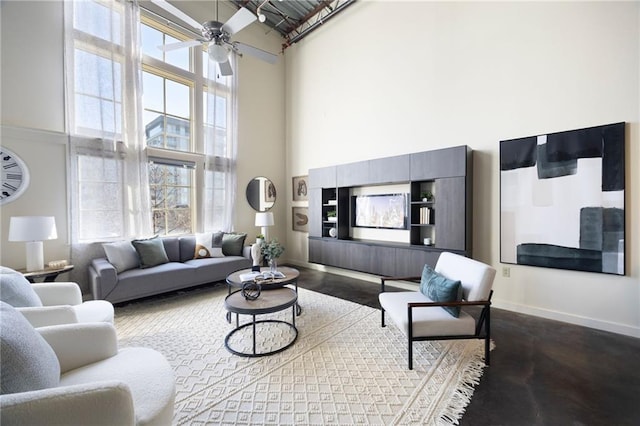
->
[[269, 258, 278, 274], [251, 243, 262, 268]]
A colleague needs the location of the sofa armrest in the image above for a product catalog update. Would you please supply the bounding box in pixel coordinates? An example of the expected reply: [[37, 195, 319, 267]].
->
[[0, 381, 135, 426], [89, 258, 118, 300], [17, 306, 79, 327], [38, 323, 119, 373], [243, 245, 252, 260], [32, 282, 83, 306]]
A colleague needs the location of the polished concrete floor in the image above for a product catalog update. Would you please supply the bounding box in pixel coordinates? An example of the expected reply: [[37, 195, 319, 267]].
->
[[293, 266, 640, 426]]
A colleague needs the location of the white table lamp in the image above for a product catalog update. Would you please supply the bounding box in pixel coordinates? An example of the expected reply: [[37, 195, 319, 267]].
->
[[9, 216, 58, 272], [255, 211, 274, 241]]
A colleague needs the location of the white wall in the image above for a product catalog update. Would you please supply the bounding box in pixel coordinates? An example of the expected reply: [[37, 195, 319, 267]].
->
[[284, 1, 640, 337], [0, 1, 285, 271]]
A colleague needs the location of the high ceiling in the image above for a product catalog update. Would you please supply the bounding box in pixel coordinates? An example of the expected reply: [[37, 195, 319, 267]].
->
[[230, 0, 356, 48]]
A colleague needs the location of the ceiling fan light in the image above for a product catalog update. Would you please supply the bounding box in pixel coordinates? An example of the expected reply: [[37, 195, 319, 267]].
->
[[208, 43, 230, 63]]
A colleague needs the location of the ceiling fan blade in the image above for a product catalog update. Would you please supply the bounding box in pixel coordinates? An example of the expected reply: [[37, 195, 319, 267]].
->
[[222, 7, 257, 35], [218, 61, 233, 76], [149, 0, 203, 32], [234, 42, 278, 65], [159, 39, 202, 52]]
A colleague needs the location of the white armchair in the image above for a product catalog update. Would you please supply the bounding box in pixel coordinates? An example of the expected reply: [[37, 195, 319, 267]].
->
[[0, 267, 113, 327], [379, 252, 496, 370], [0, 302, 175, 425]]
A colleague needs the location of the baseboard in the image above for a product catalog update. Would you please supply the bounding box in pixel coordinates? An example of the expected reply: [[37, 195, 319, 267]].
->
[[494, 299, 640, 339]]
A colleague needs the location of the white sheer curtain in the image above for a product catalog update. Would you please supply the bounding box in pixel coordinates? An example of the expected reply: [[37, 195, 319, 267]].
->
[[64, 0, 151, 289], [203, 55, 239, 232]]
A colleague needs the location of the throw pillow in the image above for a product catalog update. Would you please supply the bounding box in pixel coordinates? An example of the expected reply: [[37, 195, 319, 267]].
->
[[102, 240, 139, 273], [194, 232, 225, 259], [0, 269, 42, 308], [419, 264, 462, 318], [0, 301, 60, 394], [222, 232, 247, 256], [131, 237, 169, 269]]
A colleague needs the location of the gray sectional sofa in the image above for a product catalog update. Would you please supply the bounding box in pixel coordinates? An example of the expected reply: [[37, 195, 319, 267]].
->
[[89, 234, 252, 304]]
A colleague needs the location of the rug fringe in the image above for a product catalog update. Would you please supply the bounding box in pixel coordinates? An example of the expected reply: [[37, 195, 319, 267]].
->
[[436, 341, 494, 426]]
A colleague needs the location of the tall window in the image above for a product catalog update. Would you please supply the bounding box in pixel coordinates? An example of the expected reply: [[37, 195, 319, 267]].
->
[[65, 0, 238, 242], [140, 14, 235, 235], [65, 0, 150, 243]]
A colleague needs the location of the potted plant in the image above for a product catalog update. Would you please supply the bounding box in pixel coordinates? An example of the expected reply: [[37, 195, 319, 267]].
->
[[420, 191, 434, 202], [261, 239, 285, 272], [327, 210, 337, 222], [256, 233, 265, 245]]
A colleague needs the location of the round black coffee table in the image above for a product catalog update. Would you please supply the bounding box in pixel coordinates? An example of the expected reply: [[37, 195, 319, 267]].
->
[[226, 266, 301, 318], [224, 287, 298, 357]]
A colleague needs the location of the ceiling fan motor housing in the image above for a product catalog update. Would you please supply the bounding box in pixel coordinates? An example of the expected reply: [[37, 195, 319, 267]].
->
[[202, 21, 229, 43]]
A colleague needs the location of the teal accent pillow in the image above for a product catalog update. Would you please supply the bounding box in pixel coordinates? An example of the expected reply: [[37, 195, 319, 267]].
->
[[419, 264, 462, 317], [0, 301, 60, 394], [222, 232, 247, 256], [132, 237, 169, 269]]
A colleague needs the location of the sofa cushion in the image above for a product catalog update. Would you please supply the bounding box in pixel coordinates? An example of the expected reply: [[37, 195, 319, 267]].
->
[[194, 232, 225, 259], [102, 241, 139, 273], [419, 264, 462, 318], [0, 301, 60, 394], [161, 237, 181, 262], [222, 232, 247, 256], [132, 237, 169, 269], [0, 268, 42, 308]]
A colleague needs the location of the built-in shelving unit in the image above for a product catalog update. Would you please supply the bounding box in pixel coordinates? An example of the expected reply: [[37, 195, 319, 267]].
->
[[308, 146, 472, 277]]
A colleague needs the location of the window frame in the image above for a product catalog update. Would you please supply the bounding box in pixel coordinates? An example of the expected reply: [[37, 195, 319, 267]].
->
[[140, 12, 234, 236]]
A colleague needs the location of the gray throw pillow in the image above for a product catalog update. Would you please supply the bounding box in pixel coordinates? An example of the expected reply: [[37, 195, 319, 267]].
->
[[222, 232, 247, 256], [132, 237, 169, 269], [103, 240, 139, 273], [0, 301, 60, 394], [0, 269, 42, 308], [419, 264, 462, 318]]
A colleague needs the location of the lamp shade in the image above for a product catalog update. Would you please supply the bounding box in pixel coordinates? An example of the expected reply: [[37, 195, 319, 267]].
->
[[255, 212, 274, 227], [9, 216, 58, 242]]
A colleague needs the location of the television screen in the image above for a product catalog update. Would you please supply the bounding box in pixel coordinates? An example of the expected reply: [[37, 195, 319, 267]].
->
[[352, 193, 408, 229]]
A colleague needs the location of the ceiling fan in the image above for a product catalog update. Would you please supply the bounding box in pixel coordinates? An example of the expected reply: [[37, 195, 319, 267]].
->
[[150, 0, 278, 76]]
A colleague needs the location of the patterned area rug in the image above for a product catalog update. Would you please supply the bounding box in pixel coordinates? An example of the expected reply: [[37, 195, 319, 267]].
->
[[115, 285, 490, 425]]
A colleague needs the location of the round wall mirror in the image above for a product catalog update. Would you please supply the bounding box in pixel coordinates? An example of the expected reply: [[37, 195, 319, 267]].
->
[[246, 176, 276, 211]]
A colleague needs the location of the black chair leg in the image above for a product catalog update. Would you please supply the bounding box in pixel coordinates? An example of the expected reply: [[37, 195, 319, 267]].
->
[[381, 309, 386, 327], [485, 337, 490, 366], [408, 340, 413, 370]]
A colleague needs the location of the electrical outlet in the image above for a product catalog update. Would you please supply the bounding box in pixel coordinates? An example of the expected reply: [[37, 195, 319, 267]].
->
[[502, 266, 510, 278]]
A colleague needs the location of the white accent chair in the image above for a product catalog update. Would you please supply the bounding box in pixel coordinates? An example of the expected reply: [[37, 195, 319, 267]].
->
[[0, 267, 114, 327], [379, 252, 496, 370], [0, 302, 175, 425]]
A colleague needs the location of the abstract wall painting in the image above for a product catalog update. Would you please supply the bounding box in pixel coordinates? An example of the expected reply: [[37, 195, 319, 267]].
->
[[500, 122, 625, 275]]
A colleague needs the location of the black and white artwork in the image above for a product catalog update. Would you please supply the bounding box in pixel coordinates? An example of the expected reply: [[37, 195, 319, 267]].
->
[[292, 175, 308, 202], [500, 122, 625, 275]]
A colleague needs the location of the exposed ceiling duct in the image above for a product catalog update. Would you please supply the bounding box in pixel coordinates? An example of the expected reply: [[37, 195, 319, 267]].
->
[[230, 0, 357, 49]]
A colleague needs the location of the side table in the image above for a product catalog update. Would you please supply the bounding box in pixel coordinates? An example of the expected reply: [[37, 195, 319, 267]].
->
[[19, 265, 74, 283]]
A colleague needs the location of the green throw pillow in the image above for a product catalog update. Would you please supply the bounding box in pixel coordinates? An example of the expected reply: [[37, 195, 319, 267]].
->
[[419, 264, 462, 317], [132, 237, 169, 268], [222, 232, 247, 256]]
